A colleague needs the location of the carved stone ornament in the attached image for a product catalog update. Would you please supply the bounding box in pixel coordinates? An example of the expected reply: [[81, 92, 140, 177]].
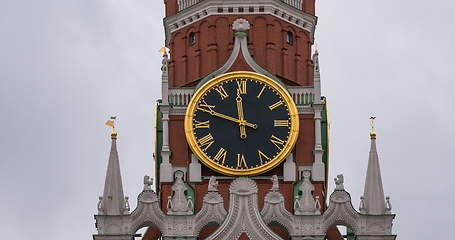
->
[[232, 18, 250, 32], [271, 175, 280, 191], [143, 175, 153, 191], [208, 177, 281, 240], [335, 174, 345, 190], [295, 170, 318, 215], [94, 176, 396, 240], [167, 171, 193, 215], [161, 51, 169, 73], [208, 176, 219, 192]]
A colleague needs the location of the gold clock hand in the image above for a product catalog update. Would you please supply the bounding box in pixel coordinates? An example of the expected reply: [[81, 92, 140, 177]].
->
[[236, 91, 247, 139], [198, 106, 257, 129]]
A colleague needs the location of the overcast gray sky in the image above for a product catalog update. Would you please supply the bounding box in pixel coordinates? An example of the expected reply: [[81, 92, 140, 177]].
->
[[0, 0, 453, 239]]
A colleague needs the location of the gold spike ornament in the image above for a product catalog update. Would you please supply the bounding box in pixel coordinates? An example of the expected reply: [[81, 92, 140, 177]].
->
[[105, 116, 117, 138]]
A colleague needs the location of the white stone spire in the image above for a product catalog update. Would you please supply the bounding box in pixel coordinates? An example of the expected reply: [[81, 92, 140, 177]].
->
[[313, 50, 321, 104], [361, 124, 387, 215], [99, 131, 127, 215], [312, 49, 325, 181]]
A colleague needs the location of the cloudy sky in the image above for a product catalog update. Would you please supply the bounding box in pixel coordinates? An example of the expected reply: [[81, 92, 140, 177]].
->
[[0, 0, 453, 239]]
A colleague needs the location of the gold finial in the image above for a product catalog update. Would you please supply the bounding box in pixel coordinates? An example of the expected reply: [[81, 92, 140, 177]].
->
[[159, 47, 167, 53], [105, 116, 117, 138], [369, 116, 376, 139]]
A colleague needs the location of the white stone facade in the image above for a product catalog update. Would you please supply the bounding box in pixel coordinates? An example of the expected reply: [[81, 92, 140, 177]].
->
[[94, 174, 395, 239]]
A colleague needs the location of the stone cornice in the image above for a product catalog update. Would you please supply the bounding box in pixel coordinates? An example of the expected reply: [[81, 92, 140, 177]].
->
[[163, 0, 317, 44]]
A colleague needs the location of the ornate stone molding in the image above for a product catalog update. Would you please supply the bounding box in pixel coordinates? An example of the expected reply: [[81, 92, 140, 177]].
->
[[94, 176, 227, 240], [207, 177, 282, 240], [94, 175, 396, 240], [260, 175, 396, 239]]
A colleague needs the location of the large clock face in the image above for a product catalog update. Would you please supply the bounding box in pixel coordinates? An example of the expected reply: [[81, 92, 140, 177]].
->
[[184, 71, 299, 176]]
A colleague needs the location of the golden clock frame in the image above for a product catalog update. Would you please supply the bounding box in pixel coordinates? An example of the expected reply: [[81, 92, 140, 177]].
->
[[184, 71, 299, 176]]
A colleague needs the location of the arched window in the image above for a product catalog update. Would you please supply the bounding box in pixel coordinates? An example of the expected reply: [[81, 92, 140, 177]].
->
[[286, 31, 294, 45], [189, 32, 196, 46]]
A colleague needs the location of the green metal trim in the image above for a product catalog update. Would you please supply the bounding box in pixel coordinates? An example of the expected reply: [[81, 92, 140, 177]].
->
[[292, 180, 303, 213], [154, 101, 163, 193], [347, 228, 357, 240], [321, 99, 330, 191], [185, 183, 195, 213]]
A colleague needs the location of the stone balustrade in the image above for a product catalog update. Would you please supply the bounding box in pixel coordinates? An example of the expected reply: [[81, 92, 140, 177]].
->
[[168, 87, 314, 106], [178, 0, 200, 11], [168, 88, 194, 106], [288, 86, 315, 105], [281, 0, 303, 10]]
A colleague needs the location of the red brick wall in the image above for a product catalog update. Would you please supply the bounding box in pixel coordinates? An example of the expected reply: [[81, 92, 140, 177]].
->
[[167, 15, 313, 87]]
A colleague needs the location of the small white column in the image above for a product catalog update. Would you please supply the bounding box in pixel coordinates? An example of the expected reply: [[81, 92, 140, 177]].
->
[[159, 51, 173, 183], [311, 51, 325, 182], [312, 106, 325, 181], [189, 154, 202, 182], [160, 111, 173, 183], [283, 153, 296, 182]]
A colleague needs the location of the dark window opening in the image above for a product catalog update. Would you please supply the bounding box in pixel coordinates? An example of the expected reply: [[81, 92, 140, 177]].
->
[[259, 6, 265, 12], [217, 7, 223, 13], [228, 7, 233, 13], [239, 7, 244, 12], [189, 32, 196, 46], [249, 6, 254, 12], [286, 31, 294, 45]]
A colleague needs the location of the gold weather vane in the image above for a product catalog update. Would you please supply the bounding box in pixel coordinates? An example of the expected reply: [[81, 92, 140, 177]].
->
[[159, 47, 167, 53], [369, 116, 376, 138], [105, 116, 117, 137]]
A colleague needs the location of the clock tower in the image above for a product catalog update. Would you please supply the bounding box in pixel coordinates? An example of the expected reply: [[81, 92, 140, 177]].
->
[[92, 0, 397, 239], [152, 0, 330, 238]]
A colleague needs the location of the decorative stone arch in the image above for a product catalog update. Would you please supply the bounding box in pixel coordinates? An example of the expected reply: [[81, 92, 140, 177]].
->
[[206, 178, 283, 240], [129, 191, 166, 235], [267, 221, 291, 239], [321, 190, 361, 235], [261, 190, 294, 234], [193, 191, 227, 235]]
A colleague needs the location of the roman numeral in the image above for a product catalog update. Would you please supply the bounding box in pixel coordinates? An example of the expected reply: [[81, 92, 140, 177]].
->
[[213, 147, 227, 164], [257, 86, 266, 99], [236, 79, 247, 94], [237, 153, 248, 169], [214, 85, 229, 100], [197, 100, 215, 112], [270, 135, 285, 150], [274, 120, 289, 127], [258, 150, 270, 165], [269, 101, 283, 110], [198, 133, 214, 151], [194, 120, 210, 129]]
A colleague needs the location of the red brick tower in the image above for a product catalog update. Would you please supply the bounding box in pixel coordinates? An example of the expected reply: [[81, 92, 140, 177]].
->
[[147, 0, 336, 239]]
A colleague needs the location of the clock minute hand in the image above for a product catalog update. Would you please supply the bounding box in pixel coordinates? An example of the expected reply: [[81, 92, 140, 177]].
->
[[198, 107, 257, 129], [212, 112, 257, 129]]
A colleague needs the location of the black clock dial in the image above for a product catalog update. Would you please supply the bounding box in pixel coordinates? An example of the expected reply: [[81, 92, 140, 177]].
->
[[191, 78, 292, 170]]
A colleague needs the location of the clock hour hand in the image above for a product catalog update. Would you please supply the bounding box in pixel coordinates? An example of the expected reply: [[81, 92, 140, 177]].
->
[[236, 92, 247, 139]]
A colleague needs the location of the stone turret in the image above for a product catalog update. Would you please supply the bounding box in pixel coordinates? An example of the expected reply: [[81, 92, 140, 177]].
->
[[361, 124, 389, 215], [98, 129, 128, 215]]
